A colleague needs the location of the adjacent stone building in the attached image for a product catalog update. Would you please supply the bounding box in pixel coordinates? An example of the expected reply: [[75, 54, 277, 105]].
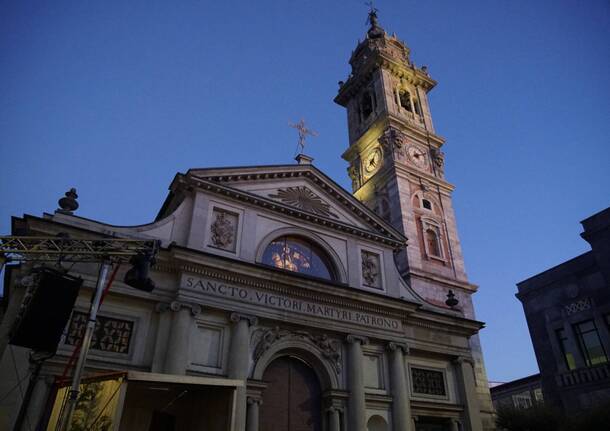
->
[[489, 374, 543, 410], [516, 206, 610, 413], [0, 11, 495, 431]]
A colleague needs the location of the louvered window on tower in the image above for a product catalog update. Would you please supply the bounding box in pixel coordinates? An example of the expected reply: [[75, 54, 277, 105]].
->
[[399, 90, 412, 111], [361, 92, 373, 120]]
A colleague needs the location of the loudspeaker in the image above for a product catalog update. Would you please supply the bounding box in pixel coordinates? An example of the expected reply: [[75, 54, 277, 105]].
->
[[9, 267, 82, 353]]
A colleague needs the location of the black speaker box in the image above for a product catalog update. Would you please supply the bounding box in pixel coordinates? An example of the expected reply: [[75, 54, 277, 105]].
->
[[9, 267, 82, 353]]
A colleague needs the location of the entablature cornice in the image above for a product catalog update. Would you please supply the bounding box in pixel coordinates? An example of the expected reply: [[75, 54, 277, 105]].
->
[[366, 166, 455, 196], [411, 401, 464, 417], [408, 269, 478, 293], [153, 246, 485, 338], [159, 246, 419, 320], [406, 313, 483, 338], [393, 165, 456, 193]]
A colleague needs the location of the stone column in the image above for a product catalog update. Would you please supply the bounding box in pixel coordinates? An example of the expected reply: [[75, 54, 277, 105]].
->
[[246, 397, 261, 431], [22, 375, 52, 431], [152, 303, 172, 373], [164, 301, 201, 375], [387, 342, 412, 431], [450, 418, 460, 431], [327, 407, 341, 431], [346, 335, 368, 431], [229, 313, 258, 431], [454, 357, 482, 431]]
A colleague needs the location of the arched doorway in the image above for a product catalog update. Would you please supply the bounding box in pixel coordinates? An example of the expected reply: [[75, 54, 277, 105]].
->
[[260, 356, 322, 431], [367, 415, 388, 431]]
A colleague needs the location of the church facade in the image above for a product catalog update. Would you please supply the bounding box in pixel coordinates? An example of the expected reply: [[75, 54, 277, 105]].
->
[[0, 11, 494, 431]]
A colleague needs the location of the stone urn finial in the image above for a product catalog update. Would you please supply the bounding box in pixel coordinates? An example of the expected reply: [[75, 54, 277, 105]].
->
[[57, 188, 79, 214], [445, 289, 459, 308]]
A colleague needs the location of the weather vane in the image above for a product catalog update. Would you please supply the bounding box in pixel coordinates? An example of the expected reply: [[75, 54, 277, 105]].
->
[[289, 119, 317, 155], [365, 1, 379, 22]]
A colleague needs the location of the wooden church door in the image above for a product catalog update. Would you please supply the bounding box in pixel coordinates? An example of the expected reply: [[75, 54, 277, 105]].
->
[[260, 356, 322, 431]]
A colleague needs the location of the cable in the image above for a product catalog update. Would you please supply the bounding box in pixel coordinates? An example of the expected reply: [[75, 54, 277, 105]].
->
[[0, 369, 31, 404]]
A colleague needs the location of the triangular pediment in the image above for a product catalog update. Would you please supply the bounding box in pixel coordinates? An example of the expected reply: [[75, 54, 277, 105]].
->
[[180, 164, 406, 246]]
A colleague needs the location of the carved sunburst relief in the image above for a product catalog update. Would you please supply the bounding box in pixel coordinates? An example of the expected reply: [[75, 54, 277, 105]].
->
[[268, 186, 338, 218]]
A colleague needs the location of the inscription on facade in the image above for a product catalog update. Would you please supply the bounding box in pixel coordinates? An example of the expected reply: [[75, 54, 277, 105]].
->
[[183, 276, 402, 331]]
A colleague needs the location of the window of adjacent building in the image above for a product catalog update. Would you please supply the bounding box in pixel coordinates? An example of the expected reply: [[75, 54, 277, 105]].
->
[[573, 320, 608, 367], [512, 391, 533, 409], [398, 90, 412, 112], [556, 328, 577, 370], [261, 235, 336, 281]]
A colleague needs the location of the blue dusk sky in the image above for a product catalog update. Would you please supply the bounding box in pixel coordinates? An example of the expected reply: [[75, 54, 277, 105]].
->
[[1, 1, 609, 383]]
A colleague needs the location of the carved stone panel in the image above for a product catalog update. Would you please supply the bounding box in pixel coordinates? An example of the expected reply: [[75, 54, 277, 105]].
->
[[65, 311, 134, 354], [361, 250, 382, 289], [208, 207, 238, 252]]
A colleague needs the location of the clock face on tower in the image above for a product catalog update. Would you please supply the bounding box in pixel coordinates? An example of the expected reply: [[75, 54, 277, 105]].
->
[[364, 147, 383, 175], [407, 145, 429, 169]]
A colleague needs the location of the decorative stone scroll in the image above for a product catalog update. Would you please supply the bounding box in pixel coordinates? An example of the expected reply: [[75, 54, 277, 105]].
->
[[565, 298, 591, 316], [253, 327, 343, 374], [348, 163, 362, 190], [386, 341, 409, 355], [430, 148, 445, 178], [378, 127, 407, 161], [169, 301, 202, 316], [268, 186, 339, 219]]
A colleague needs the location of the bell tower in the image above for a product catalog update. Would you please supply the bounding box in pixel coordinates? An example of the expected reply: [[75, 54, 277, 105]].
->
[[336, 14, 495, 426], [335, 9, 474, 308]]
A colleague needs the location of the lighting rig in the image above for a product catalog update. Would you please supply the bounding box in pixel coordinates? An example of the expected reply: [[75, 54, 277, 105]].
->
[[0, 234, 160, 430]]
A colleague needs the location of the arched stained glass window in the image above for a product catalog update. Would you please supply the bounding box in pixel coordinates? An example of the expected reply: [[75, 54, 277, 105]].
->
[[261, 236, 336, 281]]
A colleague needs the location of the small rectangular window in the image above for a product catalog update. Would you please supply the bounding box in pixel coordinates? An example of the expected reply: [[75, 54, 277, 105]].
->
[[573, 320, 608, 367], [411, 367, 446, 396], [556, 328, 577, 370]]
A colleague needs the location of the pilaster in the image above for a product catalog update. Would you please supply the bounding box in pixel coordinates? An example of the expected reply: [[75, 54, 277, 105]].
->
[[454, 356, 482, 431]]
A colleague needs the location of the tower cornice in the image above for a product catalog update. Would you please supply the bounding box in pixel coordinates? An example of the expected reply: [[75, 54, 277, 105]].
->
[[341, 115, 446, 163], [335, 43, 436, 107]]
